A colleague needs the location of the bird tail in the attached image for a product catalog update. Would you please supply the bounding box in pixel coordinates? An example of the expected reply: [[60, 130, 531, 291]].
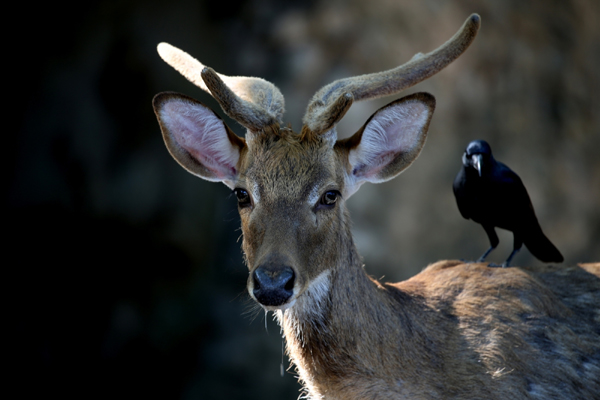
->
[[524, 226, 564, 263]]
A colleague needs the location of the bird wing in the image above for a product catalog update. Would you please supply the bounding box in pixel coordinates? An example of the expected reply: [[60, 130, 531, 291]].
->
[[492, 162, 539, 227]]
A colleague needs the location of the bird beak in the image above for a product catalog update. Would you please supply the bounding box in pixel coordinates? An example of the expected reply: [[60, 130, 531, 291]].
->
[[471, 154, 483, 177]]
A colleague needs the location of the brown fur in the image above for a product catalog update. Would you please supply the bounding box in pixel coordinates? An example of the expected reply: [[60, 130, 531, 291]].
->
[[153, 12, 599, 399], [235, 133, 600, 399], [281, 257, 600, 399], [156, 105, 600, 399]]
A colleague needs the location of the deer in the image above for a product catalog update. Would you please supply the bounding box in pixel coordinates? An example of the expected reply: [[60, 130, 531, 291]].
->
[[152, 14, 600, 400]]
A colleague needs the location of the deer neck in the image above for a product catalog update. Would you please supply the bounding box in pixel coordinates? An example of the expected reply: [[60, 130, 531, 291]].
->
[[276, 230, 434, 396]]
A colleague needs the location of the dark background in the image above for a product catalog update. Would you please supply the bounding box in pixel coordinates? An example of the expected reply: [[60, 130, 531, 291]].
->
[[8, 0, 599, 399]]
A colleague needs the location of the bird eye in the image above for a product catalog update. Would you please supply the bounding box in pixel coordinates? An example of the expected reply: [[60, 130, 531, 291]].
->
[[234, 188, 252, 208], [317, 190, 340, 209]]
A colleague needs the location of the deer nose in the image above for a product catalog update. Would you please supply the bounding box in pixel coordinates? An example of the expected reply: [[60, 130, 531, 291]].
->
[[252, 265, 295, 307]]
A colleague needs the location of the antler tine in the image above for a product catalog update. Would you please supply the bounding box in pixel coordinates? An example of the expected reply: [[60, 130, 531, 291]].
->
[[200, 67, 280, 131], [157, 42, 285, 131], [303, 14, 481, 135]]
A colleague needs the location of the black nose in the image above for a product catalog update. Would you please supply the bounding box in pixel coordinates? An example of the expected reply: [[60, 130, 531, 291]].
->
[[252, 265, 295, 306]]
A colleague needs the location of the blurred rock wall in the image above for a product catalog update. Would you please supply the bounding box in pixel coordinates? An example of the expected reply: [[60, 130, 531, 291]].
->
[[8, 0, 599, 399]]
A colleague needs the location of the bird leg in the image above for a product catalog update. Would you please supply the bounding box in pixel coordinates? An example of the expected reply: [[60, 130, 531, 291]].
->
[[500, 247, 521, 267], [502, 234, 524, 267], [478, 225, 499, 264], [490, 233, 523, 268], [477, 246, 496, 262]]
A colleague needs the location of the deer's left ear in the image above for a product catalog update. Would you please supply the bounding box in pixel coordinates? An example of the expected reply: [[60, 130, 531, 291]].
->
[[338, 92, 435, 197]]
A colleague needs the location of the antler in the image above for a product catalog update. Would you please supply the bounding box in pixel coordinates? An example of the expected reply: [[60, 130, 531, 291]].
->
[[157, 42, 285, 132], [303, 13, 481, 135]]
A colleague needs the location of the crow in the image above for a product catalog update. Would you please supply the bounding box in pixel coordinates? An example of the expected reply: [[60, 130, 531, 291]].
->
[[453, 140, 563, 267]]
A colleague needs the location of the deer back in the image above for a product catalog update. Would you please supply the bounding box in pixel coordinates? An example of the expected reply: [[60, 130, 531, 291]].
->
[[391, 260, 600, 399]]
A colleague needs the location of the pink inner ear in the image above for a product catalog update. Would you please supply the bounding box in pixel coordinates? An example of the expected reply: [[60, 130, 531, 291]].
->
[[161, 99, 240, 180], [349, 99, 430, 182], [351, 151, 395, 180]]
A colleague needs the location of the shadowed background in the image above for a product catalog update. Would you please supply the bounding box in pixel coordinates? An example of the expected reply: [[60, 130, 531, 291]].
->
[[8, 0, 599, 398]]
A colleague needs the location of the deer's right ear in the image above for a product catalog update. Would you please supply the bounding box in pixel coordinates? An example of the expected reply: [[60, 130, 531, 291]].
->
[[153, 92, 245, 188]]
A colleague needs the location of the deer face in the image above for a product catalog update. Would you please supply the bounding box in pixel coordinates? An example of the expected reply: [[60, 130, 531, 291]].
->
[[154, 92, 435, 310], [235, 131, 348, 309]]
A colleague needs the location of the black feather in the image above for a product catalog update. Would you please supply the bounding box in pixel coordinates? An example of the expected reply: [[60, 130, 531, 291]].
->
[[453, 140, 563, 267]]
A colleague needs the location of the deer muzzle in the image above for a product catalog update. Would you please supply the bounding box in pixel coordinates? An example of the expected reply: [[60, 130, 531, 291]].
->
[[252, 264, 296, 307]]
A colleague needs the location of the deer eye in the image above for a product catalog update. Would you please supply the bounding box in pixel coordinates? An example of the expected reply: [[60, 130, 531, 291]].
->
[[317, 190, 340, 209], [234, 188, 252, 208]]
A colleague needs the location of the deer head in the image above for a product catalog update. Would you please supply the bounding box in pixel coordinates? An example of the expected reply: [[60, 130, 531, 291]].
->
[[153, 14, 480, 312]]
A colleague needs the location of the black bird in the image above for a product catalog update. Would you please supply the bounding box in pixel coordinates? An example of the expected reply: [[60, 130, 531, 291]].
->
[[453, 140, 563, 267]]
